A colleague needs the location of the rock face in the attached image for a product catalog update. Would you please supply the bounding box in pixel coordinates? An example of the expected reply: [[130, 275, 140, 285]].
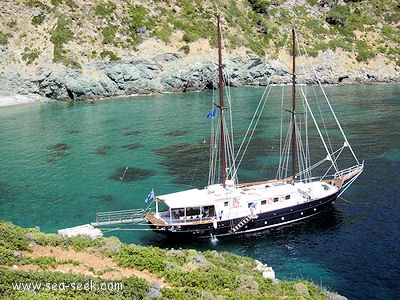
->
[[255, 260, 276, 280], [1, 49, 399, 101]]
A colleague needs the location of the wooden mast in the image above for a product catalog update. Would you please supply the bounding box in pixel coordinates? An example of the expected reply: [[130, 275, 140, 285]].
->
[[217, 15, 227, 188], [291, 28, 297, 181]]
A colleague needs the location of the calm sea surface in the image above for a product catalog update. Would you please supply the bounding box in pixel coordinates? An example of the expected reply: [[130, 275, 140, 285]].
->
[[0, 84, 399, 299]]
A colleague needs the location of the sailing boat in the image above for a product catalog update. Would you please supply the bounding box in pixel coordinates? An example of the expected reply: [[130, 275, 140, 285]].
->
[[143, 17, 364, 238]]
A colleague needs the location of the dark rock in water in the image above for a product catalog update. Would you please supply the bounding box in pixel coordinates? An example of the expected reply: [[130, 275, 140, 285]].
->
[[109, 167, 155, 182], [124, 131, 141, 136], [91, 194, 113, 202], [121, 144, 141, 150], [68, 129, 79, 134], [47, 151, 68, 159], [96, 145, 112, 155], [46, 143, 70, 162], [163, 130, 187, 137], [153, 142, 209, 187], [48, 143, 71, 151]]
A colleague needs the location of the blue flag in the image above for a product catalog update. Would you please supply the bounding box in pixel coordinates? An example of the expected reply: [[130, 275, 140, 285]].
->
[[206, 108, 217, 120], [145, 190, 154, 203]]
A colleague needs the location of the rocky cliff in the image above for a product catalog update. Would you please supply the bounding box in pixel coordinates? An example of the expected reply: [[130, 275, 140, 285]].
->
[[0, 0, 399, 101]]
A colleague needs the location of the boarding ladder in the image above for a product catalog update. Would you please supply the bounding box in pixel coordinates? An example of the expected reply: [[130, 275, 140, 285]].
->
[[229, 215, 253, 233]]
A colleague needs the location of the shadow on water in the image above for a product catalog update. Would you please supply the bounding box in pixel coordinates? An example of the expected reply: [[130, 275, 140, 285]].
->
[[137, 205, 344, 251]]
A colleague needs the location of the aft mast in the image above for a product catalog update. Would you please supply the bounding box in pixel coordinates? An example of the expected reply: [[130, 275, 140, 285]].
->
[[291, 28, 297, 181], [217, 15, 227, 188]]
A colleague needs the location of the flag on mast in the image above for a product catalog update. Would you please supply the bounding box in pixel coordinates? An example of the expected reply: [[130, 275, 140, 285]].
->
[[206, 108, 217, 119], [145, 189, 154, 203]]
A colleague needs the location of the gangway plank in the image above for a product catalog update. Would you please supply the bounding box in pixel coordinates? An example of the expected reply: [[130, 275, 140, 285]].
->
[[91, 208, 148, 227]]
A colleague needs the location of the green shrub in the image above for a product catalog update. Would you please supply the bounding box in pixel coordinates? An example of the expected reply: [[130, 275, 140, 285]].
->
[[0, 246, 21, 266], [328, 38, 353, 52], [22, 48, 39, 64], [326, 4, 350, 27], [306, 19, 329, 36], [100, 50, 120, 61], [155, 23, 172, 43], [50, 15, 75, 65], [182, 32, 196, 43], [181, 0, 196, 16], [381, 25, 400, 44], [0, 31, 8, 45], [248, 0, 269, 14], [7, 20, 17, 28], [32, 14, 45, 25], [65, 0, 78, 9], [180, 45, 190, 54], [0, 222, 30, 251], [355, 40, 376, 62], [115, 245, 166, 273], [51, 0, 63, 5], [50, 15, 73, 46], [102, 25, 116, 44], [94, 0, 116, 17], [128, 5, 147, 29], [26, 0, 50, 11]]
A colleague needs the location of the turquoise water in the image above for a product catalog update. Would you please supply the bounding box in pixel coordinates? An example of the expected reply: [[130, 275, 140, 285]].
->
[[0, 84, 399, 299]]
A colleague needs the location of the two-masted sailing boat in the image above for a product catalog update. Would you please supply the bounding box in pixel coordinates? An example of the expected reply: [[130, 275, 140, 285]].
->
[[92, 16, 364, 238]]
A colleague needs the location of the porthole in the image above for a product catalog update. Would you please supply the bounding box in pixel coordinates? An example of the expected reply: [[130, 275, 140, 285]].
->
[[281, 217, 285, 221]]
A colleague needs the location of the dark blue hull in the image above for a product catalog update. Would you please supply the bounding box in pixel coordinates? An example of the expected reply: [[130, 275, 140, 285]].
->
[[148, 191, 339, 238]]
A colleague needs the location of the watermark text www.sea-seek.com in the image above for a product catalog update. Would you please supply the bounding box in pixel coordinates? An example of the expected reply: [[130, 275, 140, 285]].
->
[[12, 280, 123, 292]]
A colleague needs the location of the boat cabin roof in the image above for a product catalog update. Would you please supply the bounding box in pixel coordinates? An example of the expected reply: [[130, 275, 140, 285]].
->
[[157, 188, 214, 209]]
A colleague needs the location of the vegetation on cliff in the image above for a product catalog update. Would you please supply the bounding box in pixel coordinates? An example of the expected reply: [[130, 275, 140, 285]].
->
[[0, 220, 342, 299], [0, 0, 399, 70]]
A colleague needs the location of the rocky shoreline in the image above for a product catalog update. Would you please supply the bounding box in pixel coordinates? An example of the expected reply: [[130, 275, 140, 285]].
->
[[1, 50, 399, 106]]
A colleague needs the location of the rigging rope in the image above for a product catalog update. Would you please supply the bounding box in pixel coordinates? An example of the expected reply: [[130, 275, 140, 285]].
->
[[295, 31, 361, 165], [233, 33, 291, 180]]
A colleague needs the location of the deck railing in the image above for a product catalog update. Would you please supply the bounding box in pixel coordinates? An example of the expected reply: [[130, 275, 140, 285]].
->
[[91, 208, 149, 226]]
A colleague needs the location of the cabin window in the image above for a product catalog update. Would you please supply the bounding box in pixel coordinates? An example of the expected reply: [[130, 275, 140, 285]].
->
[[261, 200, 266, 205], [248, 202, 257, 209], [285, 195, 290, 200], [224, 201, 229, 207], [273, 197, 279, 202]]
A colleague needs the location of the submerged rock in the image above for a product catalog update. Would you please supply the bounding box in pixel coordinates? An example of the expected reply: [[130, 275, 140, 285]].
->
[[109, 167, 155, 182]]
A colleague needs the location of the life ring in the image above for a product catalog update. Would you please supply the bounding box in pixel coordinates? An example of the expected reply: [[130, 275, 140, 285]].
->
[[267, 198, 273, 204], [280, 196, 285, 202], [233, 199, 240, 208]]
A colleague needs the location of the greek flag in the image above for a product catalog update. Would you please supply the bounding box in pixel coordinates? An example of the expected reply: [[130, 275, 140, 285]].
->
[[145, 190, 154, 203], [206, 108, 217, 120]]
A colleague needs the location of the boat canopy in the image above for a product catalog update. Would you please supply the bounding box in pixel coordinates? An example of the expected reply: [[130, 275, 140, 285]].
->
[[157, 188, 215, 209]]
